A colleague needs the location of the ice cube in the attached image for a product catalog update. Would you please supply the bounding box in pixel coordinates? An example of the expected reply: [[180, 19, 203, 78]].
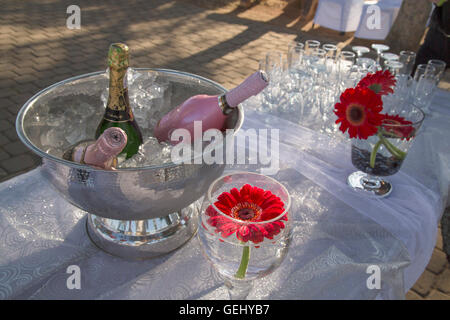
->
[[40, 127, 67, 148], [119, 151, 147, 168]]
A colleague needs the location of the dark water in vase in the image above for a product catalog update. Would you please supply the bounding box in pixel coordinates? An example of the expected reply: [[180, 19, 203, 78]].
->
[[351, 145, 403, 176]]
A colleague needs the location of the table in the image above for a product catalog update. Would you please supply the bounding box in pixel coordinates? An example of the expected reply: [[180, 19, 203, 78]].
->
[[0, 89, 449, 300]]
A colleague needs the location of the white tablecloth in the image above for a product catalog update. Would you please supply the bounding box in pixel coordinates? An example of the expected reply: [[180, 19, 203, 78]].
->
[[0, 89, 449, 300]]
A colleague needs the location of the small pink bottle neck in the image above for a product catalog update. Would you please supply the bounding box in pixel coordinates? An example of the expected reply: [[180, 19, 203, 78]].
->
[[224, 70, 269, 107]]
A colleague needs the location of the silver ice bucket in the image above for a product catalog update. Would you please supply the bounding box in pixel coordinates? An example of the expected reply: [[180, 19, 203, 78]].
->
[[16, 68, 244, 259]]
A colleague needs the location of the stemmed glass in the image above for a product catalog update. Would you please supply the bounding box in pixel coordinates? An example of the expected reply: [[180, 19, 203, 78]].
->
[[385, 60, 404, 77], [197, 172, 291, 300], [323, 43, 338, 77], [287, 41, 304, 83], [356, 57, 377, 74], [322, 44, 340, 119], [413, 64, 437, 114], [287, 41, 304, 67], [338, 51, 357, 89], [260, 51, 285, 107], [265, 51, 284, 77], [399, 51, 416, 75], [427, 59, 447, 84], [348, 104, 425, 197], [352, 46, 370, 58], [323, 44, 338, 59], [305, 40, 320, 55], [371, 44, 390, 67], [381, 52, 399, 70], [311, 48, 327, 85]]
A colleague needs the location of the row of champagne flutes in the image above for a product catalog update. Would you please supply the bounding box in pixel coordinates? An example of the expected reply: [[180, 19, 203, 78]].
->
[[255, 40, 446, 135], [369, 44, 446, 116]]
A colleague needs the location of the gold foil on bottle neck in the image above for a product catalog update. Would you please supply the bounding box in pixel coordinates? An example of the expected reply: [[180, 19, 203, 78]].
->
[[108, 43, 129, 69]]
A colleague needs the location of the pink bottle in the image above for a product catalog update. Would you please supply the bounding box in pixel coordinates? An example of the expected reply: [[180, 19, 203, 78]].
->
[[63, 127, 127, 170], [153, 70, 269, 143]]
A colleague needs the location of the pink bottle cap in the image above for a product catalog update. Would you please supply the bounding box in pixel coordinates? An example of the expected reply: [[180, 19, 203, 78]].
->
[[100, 127, 128, 155], [83, 127, 127, 167]]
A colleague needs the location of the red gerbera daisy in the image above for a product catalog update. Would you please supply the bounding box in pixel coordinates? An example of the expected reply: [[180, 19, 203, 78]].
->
[[206, 184, 288, 244], [334, 87, 384, 139], [381, 114, 415, 140], [357, 70, 396, 96]]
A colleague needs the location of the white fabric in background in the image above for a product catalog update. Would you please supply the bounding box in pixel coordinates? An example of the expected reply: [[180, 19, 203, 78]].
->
[[314, 0, 366, 32], [355, 0, 403, 40]]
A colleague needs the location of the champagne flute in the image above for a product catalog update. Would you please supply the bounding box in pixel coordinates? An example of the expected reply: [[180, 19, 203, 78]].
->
[[385, 60, 404, 77], [427, 59, 447, 84], [371, 44, 389, 67], [381, 52, 399, 70], [287, 41, 304, 77], [322, 44, 338, 61], [338, 51, 356, 90], [352, 46, 370, 58], [357, 57, 377, 74], [305, 40, 320, 55], [399, 51, 416, 75], [413, 64, 437, 113]]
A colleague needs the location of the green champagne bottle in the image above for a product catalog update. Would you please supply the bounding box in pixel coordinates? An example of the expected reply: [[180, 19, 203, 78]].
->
[[95, 43, 143, 160]]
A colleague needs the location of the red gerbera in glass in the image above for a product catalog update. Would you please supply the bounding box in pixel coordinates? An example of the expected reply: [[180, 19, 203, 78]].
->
[[357, 70, 396, 96], [334, 87, 384, 139], [206, 184, 287, 244], [381, 114, 415, 140]]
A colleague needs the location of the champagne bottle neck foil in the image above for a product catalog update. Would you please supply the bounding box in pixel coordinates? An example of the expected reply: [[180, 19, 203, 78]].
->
[[108, 43, 129, 70]]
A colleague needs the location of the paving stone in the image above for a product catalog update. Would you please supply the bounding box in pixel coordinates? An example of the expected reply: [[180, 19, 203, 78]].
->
[[427, 290, 450, 300], [437, 227, 444, 251], [405, 290, 423, 300], [0, 167, 7, 179], [437, 268, 450, 294], [0, 153, 38, 173], [0, 98, 14, 109], [411, 269, 436, 297], [427, 249, 448, 275], [3, 140, 29, 156], [0, 148, 10, 161], [0, 133, 10, 145], [3, 129, 18, 142], [0, 120, 13, 132]]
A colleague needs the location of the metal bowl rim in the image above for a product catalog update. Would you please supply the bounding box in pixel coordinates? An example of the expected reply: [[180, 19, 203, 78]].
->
[[16, 68, 244, 172]]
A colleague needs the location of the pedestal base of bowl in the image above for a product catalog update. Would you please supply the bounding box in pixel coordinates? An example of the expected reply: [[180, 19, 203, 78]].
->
[[86, 200, 200, 260]]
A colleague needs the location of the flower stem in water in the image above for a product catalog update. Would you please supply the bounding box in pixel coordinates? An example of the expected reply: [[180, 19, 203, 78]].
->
[[235, 245, 250, 279]]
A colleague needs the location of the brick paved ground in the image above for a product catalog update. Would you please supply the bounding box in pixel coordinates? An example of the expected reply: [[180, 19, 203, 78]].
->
[[0, 0, 448, 299]]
